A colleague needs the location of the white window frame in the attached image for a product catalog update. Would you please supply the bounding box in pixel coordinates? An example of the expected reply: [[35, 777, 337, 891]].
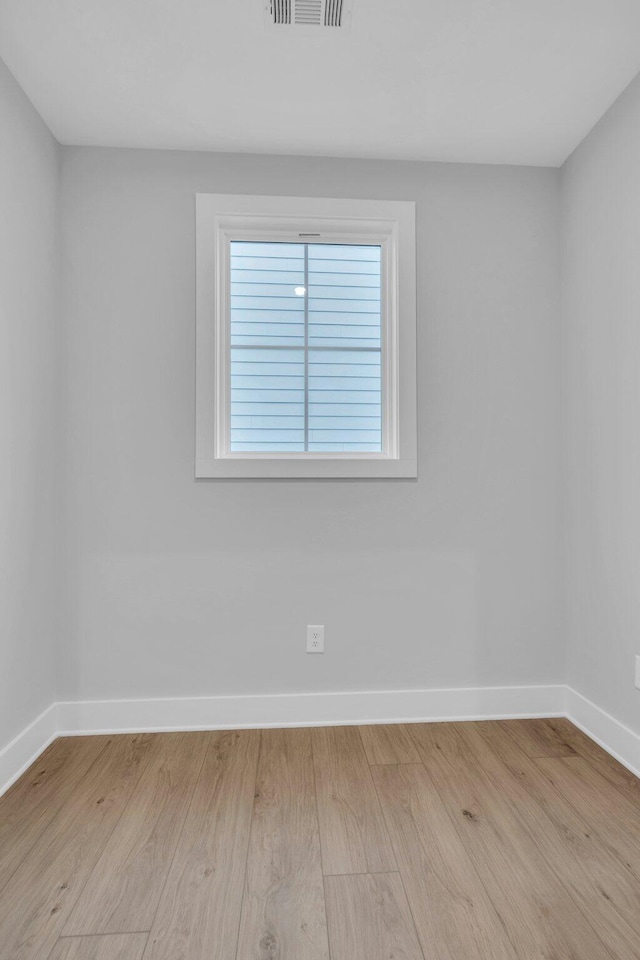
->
[[195, 193, 417, 479]]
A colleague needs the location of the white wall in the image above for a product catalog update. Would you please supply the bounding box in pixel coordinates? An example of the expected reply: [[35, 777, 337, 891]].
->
[[563, 73, 640, 736], [58, 148, 563, 704], [0, 60, 59, 750], [4, 44, 640, 751]]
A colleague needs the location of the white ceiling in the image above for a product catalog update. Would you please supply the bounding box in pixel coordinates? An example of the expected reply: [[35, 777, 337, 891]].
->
[[1, 0, 640, 166]]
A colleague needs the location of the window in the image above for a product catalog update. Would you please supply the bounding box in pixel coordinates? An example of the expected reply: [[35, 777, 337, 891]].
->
[[229, 240, 383, 453], [195, 194, 416, 478]]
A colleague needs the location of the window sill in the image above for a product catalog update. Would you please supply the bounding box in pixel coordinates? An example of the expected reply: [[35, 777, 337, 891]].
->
[[195, 457, 417, 479]]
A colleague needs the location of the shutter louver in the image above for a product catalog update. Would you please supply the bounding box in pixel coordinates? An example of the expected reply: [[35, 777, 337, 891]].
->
[[229, 240, 382, 453]]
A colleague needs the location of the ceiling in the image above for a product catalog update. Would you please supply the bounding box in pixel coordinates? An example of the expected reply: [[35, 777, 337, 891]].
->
[[1, 0, 640, 166]]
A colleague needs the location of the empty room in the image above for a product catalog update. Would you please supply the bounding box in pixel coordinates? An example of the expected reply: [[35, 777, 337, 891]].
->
[[2, 1, 640, 958]]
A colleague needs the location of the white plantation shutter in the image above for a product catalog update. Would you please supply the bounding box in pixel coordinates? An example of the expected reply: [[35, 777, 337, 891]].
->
[[229, 241, 382, 453]]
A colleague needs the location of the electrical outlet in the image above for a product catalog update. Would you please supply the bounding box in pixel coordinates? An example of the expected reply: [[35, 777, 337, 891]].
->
[[635, 655, 640, 690], [307, 625, 325, 654]]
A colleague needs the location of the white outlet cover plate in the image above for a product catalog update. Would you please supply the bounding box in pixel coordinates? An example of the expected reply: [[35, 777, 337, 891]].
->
[[307, 625, 325, 654]]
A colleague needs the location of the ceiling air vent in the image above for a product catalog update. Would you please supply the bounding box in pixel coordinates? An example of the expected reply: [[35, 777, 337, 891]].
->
[[265, 0, 353, 31]]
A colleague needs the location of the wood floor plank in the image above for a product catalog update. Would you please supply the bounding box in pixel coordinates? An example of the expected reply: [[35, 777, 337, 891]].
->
[[63, 732, 211, 936], [536, 718, 614, 762], [0, 736, 110, 893], [543, 722, 640, 805], [407, 722, 616, 960], [357, 723, 421, 765], [236, 728, 329, 960], [3, 721, 640, 960], [0, 734, 155, 960], [457, 722, 640, 959], [312, 726, 396, 876], [497, 718, 578, 757], [372, 762, 514, 960], [49, 933, 148, 960], [324, 873, 423, 960], [586, 754, 640, 807], [143, 730, 260, 960], [535, 755, 640, 879], [521, 717, 640, 790]]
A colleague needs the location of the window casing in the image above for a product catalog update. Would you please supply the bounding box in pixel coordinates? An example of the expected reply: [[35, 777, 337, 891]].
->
[[195, 194, 417, 478]]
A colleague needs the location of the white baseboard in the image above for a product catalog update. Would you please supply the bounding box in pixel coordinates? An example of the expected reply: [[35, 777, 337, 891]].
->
[[0, 704, 58, 797], [565, 686, 640, 779], [6, 682, 639, 798], [2, 683, 562, 793], [56, 683, 565, 735]]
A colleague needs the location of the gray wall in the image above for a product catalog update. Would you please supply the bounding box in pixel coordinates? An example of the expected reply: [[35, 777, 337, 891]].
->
[[59, 147, 563, 702], [563, 72, 640, 736], [0, 60, 59, 749]]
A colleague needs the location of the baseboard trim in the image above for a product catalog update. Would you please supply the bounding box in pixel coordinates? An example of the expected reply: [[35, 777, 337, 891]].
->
[[55, 683, 565, 736], [0, 704, 58, 797], [565, 686, 640, 779], [7, 682, 640, 798]]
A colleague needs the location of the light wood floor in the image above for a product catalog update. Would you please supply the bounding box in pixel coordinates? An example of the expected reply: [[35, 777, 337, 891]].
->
[[1, 719, 640, 960]]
